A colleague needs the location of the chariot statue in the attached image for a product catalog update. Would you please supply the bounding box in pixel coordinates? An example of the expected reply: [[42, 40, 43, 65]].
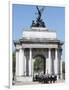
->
[[31, 6, 46, 27]]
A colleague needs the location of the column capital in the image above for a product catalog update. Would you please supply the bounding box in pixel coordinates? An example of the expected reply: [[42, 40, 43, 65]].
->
[[48, 48, 51, 50], [29, 48, 32, 50], [55, 48, 58, 50], [55, 48, 62, 51], [19, 48, 25, 52]]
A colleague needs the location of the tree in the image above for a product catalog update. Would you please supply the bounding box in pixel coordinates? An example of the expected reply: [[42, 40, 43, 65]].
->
[[12, 51, 16, 79], [62, 61, 65, 79], [34, 56, 45, 74]]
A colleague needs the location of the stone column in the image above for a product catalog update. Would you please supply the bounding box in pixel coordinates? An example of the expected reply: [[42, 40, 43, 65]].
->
[[19, 48, 24, 76], [29, 48, 33, 76], [46, 58, 47, 74], [48, 48, 52, 75], [54, 49, 59, 79], [15, 49, 19, 76], [46, 58, 48, 75]]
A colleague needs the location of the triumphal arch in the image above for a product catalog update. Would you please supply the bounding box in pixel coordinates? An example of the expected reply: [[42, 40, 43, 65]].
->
[[14, 6, 63, 82]]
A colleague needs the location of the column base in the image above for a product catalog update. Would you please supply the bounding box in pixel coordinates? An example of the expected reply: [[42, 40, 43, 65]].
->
[[15, 76, 33, 82]]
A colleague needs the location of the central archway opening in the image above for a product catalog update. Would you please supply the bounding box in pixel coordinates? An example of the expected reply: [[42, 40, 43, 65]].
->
[[33, 55, 46, 76]]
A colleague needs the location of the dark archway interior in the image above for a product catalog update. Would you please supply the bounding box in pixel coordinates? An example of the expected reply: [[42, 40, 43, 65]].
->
[[33, 55, 46, 75]]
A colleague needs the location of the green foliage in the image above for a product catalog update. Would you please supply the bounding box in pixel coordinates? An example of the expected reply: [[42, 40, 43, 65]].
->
[[62, 61, 65, 79], [34, 56, 44, 73], [12, 51, 16, 75], [62, 61, 65, 73]]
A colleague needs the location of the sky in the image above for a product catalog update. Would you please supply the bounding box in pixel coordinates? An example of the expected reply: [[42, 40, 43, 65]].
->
[[12, 4, 65, 60]]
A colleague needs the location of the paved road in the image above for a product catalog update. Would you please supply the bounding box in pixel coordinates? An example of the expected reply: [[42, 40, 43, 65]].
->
[[13, 80, 65, 85]]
